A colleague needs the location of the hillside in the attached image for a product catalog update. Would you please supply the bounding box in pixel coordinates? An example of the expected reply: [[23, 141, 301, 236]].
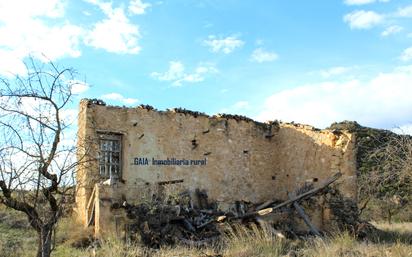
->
[[328, 121, 412, 222], [328, 121, 401, 176]]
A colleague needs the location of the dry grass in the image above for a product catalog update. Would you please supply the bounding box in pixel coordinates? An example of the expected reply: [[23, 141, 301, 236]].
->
[[74, 222, 412, 257], [300, 232, 412, 257], [55, 215, 94, 247], [0, 206, 37, 257], [373, 222, 412, 236], [1, 204, 412, 257], [222, 224, 289, 257]]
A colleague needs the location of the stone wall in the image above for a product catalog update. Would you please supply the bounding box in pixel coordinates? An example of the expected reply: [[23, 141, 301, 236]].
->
[[75, 99, 357, 235]]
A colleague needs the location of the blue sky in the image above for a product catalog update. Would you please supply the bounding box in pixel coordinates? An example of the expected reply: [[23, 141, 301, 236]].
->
[[1, 0, 412, 132]]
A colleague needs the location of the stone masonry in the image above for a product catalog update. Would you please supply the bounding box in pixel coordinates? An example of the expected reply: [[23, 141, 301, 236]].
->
[[75, 99, 357, 236]]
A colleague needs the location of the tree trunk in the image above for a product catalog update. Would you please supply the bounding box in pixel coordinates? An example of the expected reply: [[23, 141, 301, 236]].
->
[[387, 209, 393, 224], [37, 226, 53, 257]]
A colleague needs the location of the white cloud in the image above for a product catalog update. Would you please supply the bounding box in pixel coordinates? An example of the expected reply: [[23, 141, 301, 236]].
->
[[151, 61, 185, 81], [343, 10, 383, 29], [203, 35, 244, 54], [129, 0, 151, 15], [0, 0, 65, 20], [0, 0, 145, 67], [319, 66, 352, 78], [344, 0, 389, 5], [256, 65, 412, 129], [151, 61, 218, 86], [397, 5, 412, 17], [0, 50, 26, 77], [255, 39, 264, 46], [250, 48, 278, 63], [381, 25, 403, 37], [84, 2, 141, 54], [173, 62, 218, 86], [69, 80, 90, 94], [344, 0, 374, 5], [219, 100, 250, 114], [392, 124, 412, 135], [1, 97, 59, 124], [0, 0, 84, 64], [203, 22, 213, 29], [233, 101, 250, 109], [101, 93, 139, 105], [400, 47, 412, 62], [60, 108, 78, 124]]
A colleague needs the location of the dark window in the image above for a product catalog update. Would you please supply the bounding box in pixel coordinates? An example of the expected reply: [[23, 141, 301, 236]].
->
[[98, 133, 122, 179]]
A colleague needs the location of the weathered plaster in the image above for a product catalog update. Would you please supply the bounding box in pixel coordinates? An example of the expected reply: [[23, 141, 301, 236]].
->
[[75, 99, 357, 236]]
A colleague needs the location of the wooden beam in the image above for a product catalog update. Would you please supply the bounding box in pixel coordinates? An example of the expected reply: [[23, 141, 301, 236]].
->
[[288, 192, 321, 237], [240, 172, 342, 219], [256, 172, 342, 210]]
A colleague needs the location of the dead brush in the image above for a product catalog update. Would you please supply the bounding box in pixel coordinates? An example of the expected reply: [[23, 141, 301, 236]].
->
[[299, 231, 412, 257], [55, 215, 95, 249], [222, 223, 289, 257]]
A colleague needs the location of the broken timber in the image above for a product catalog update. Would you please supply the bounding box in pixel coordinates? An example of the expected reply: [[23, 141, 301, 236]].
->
[[239, 172, 342, 220], [116, 172, 342, 247], [288, 192, 321, 237]]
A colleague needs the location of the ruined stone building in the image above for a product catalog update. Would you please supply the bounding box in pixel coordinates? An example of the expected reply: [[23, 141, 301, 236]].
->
[[75, 99, 357, 237]]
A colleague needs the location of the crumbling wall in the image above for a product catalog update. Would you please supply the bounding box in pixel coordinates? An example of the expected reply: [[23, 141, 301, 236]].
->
[[271, 124, 357, 230], [273, 124, 356, 195], [75, 99, 100, 225], [75, 99, 357, 235]]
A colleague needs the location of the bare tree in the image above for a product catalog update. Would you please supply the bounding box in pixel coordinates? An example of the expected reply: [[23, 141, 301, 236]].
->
[[358, 133, 412, 223], [0, 58, 85, 257]]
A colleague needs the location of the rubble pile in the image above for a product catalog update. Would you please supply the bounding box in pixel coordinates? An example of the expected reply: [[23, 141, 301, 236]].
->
[[323, 188, 377, 238], [118, 190, 227, 248], [113, 172, 365, 248]]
